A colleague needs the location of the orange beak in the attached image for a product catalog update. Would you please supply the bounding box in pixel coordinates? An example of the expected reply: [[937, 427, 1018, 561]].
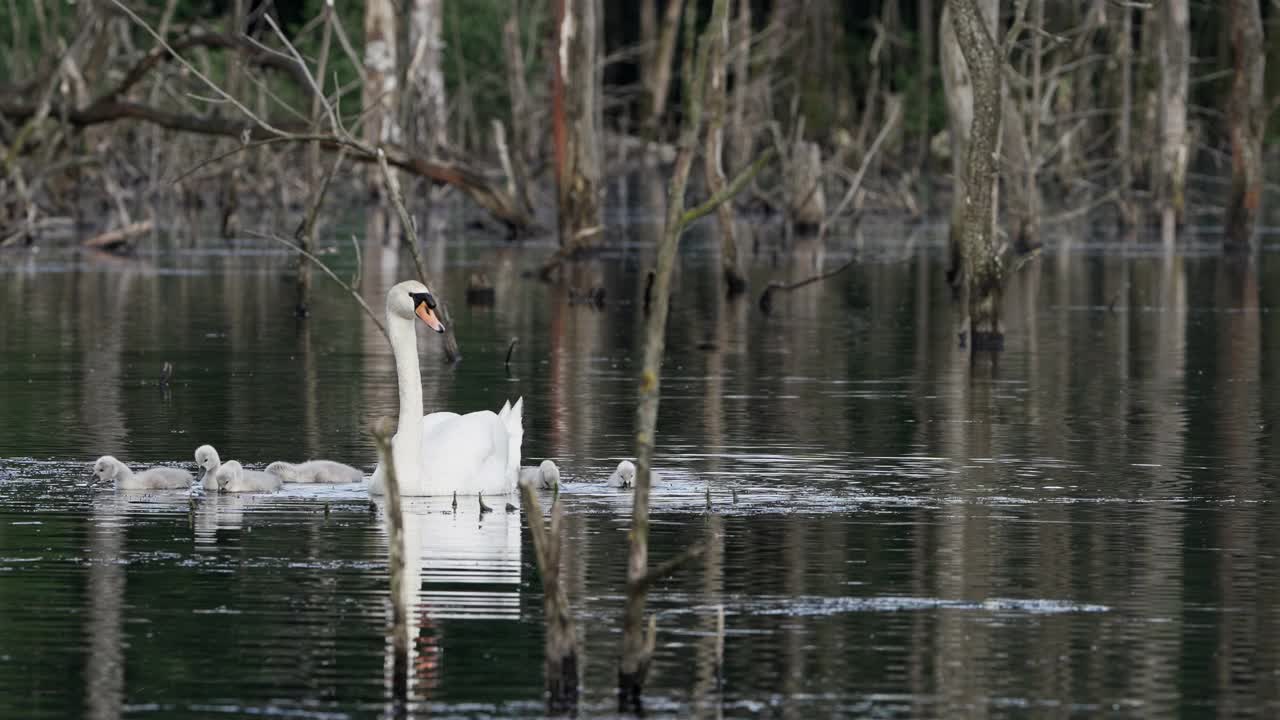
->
[[415, 303, 446, 333]]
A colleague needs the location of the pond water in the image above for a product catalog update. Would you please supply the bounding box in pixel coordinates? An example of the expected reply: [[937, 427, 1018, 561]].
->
[[3, 214, 1280, 718]]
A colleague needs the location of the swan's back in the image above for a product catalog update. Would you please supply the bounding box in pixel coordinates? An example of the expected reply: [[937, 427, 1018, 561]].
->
[[216, 461, 284, 493], [268, 460, 364, 484], [123, 466, 194, 491], [419, 410, 514, 495]]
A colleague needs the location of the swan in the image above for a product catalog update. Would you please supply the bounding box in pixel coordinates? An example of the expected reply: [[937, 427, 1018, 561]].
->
[[92, 456, 193, 490], [193, 444, 226, 491], [368, 280, 523, 497], [520, 459, 561, 490], [606, 460, 664, 489], [266, 460, 364, 484], [607, 460, 636, 489], [214, 460, 284, 493]]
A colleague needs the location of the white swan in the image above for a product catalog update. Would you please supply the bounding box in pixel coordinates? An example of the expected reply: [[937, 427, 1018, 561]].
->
[[193, 444, 225, 491], [368, 280, 523, 497], [606, 460, 664, 489], [266, 460, 364, 484], [92, 456, 193, 490], [214, 460, 284, 493], [520, 459, 560, 490], [607, 460, 636, 488]]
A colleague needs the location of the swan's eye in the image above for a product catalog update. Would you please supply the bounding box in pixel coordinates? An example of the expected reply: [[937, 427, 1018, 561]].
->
[[410, 291, 437, 310]]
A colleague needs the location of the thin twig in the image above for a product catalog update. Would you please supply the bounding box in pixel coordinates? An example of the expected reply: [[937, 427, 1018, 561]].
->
[[108, 0, 286, 136]]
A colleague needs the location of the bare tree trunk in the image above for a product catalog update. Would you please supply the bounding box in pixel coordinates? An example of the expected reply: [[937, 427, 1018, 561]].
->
[[728, 0, 752, 174], [1156, 0, 1189, 246], [1002, 93, 1036, 250], [220, 0, 245, 238], [950, 0, 1003, 348], [364, 0, 399, 191], [520, 484, 579, 712], [1116, 2, 1137, 231], [640, 0, 685, 136], [940, 0, 995, 290], [503, 12, 533, 212], [917, 0, 934, 175], [407, 0, 447, 154], [702, 1, 745, 295], [788, 140, 825, 234], [1021, 0, 1043, 247], [370, 419, 408, 707], [553, 0, 603, 249], [299, 2, 334, 317], [1225, 0, 1264, 251], [622, 0, 768, 709]]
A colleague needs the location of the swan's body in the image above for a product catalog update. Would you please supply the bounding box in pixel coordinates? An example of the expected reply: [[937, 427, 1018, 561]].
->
[[607, 460, 661, 489], [92, 456, 193, 490], [214, 460, 284, 493], [266, 460, 364, 484], [368, 280, 523, 497], [520, 460, 560, 490]]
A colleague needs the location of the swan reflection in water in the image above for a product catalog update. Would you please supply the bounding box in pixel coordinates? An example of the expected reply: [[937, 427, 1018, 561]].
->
[[373, 495, 523, 700]]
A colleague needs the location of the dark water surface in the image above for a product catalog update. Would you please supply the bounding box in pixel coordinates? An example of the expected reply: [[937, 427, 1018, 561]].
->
[[3, 222, 1280, 718]]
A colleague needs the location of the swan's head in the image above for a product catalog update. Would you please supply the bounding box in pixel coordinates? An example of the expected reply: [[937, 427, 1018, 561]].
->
[[216, 460, 242, 491], [387, 280, 445, 333], [616, 460, 636, 487], [92, 456, 122, 484], [194, 445, 220, 483], [540, 459, 560, 488]]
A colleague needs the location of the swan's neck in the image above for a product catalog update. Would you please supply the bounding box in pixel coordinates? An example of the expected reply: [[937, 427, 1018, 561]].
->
[[115, 462, 134, 483], [388, 313, 423, 492]]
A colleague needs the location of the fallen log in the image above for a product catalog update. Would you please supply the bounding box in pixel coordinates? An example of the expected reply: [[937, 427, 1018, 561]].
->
[[81, 220, 154, 253]]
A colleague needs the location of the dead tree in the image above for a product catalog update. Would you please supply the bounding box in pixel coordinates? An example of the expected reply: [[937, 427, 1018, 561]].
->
[[406, 0, 447, 155], [700, 0, 746, 295], [948, 0, 1004, 348], [940, 0, 974, 288], [552, 0, 604, 250], [519, 482, 579, 712], [640, 0, 686, 137], [363, 0, 399, 150], [1115, 2, 1137, 230], [503, 12, 534, 213], [728, 0, 753, 173], [7, 3, 537, 235], [1224, 0, 1264, 252], [371, 418, 409, 708], [621, 0, 770, 709], [1156, 0, 1189, 245]]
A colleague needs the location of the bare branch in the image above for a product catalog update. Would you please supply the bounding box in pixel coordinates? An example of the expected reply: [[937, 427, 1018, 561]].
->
[[678, 147, 775, 231]]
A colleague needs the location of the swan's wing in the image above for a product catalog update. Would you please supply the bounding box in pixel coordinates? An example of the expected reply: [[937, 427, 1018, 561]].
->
[[422, 411, 461, 440], [137, 467, 193, 489], [419, 410, 511, 494], [519, 466, 540, 486]]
